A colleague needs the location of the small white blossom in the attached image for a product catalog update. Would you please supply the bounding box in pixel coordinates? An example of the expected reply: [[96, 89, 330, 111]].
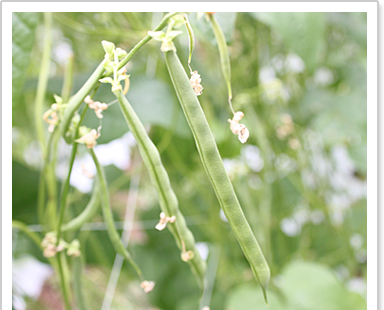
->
[[76, 127, 100, 149], [141, 281, 155, 293], [228, 111, 250, 143], [190, 71, 203, 96], [155, 212, 176, 231], [84, 96, 108, 119], [41, 232, 67, 258]]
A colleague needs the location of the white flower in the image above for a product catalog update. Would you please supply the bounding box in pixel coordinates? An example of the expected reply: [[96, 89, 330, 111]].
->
[[190, 71, 203, 95], [76, 128, 100, 149], [228, 111, 250, 143], [84, 96, 108, 119], [141, 281, 155, 293], [41, 232, 67, 258], [155, 212, 176, 231]]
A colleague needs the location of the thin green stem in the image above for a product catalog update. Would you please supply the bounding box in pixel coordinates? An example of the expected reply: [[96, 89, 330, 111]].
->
[[61, 54, 75, 103], [56, 106, 89, 244], [116, 12, 181, 71], [57, 253, 71, 310], [34, 12, 52, 154]]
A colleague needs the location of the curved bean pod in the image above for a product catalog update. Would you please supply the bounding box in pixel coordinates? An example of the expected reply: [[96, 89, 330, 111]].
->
[[89, 148, 144, 281], [114, 90, 206, 288], [61, 179, 101, 232], [164, 50, 270, 301]]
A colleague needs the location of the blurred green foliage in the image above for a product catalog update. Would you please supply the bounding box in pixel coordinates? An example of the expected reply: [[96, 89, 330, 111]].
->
[[12, 12, 367, 310]]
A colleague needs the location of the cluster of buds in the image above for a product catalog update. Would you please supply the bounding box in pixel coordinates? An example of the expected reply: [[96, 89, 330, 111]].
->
[[84, 95, 108, 119], [43, 94, 65, 132], [66, 239, 81, 258], [41, 232, 66, 258], [99, 41, 129, 92], [181, 250, 194, 262], [190, 71, 203, 96], [276, 114, 294, 140], [75, 126, 101, 149], [140, 281, 155, 293], [41, 233, 81, 258], [155, 212, 176, 231], [228, 111, 250, 143]]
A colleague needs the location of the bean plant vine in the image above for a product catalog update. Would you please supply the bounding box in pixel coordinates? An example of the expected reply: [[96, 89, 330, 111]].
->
[[13, 12, 270, 309]]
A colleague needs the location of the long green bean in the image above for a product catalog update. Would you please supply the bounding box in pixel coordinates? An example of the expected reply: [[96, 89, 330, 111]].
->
[[89, 148, 145, 281], [61, 179, 101, 232], [114, 89, 206, 287], [164, 50, 270, 301]]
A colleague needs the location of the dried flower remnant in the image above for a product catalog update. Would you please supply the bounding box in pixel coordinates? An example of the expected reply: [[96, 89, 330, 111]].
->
[[43, 104, 60, 132], [228, 111, 250, 143], [190, 71, 203, 95], [41, 232, 67, 258], [155, 212, 176, 231], [84, 96, 108, 119], [75, 126, 101, 149], [140, 281, 155, 293], [181, 250, 195, 262]]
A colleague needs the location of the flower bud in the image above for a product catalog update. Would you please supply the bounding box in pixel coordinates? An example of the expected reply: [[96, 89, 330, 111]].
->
[[101, 40, 115, 55]]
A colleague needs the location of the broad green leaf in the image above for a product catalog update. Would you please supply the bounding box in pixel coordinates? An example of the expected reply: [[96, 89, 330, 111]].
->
[[226, 284, 291, 310], [12, 12, 40, 104], [280, 260, 366, 310], [251, 12, 326, 72], [227, 260, 366, 310]]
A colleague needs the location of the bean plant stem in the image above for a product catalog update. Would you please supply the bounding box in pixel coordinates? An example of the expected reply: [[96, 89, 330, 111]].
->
[[59, 12, 182, 143], [57, 253, 71, 310], [56, 106, 89, 244], [34, 12, 52, 154]]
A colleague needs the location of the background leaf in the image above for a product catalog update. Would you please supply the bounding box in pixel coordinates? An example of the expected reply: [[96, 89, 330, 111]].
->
[[12, 12, 41, 104]]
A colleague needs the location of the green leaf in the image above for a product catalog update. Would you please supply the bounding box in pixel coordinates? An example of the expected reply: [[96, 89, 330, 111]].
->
[[12, 12, 41, 104], [280, 260, 366, 310], [227, 260, 366, 310], [251, 12, 326, 72]]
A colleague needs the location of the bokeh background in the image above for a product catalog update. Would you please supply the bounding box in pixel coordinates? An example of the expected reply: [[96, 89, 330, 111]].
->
[[12, 12, 367, 310]]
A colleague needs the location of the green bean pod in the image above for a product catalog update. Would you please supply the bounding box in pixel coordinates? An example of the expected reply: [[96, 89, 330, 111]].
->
[[164, 50, 270, 301], [209, 14, 232, 101], [114, 90, 206, 288], [61, 179, 101, 232], [89, 148, 145, 281]]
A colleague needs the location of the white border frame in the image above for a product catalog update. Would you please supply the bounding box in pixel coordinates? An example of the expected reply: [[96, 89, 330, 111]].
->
[[3, 3, 378, 309]]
